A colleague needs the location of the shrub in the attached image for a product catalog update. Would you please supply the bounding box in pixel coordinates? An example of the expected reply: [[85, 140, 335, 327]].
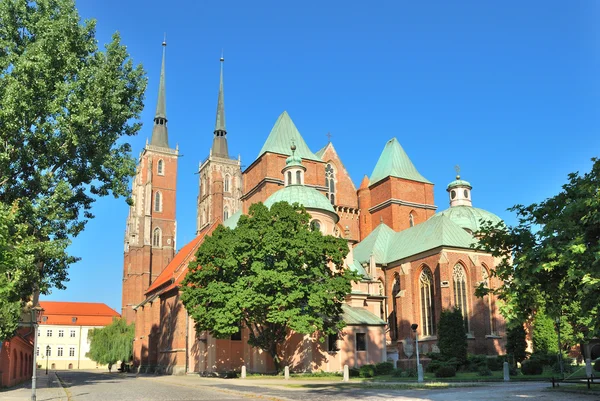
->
[[593, 360, 600, 372], [391, 368, 403, 377], [466, 354, 488, 372], [349, 367, 360, 377], [521, 360, 544, 375], [506, 324, 528, 363], [488, 356, 505, 371], [438, 308, 468, 365], [478, 366, 493, 376], [425, 359, 444, 373], [435, 364, 457, 378], [359, 364, 375, 378], [509, 366, 520, 376], [402, 367, 417, 377], [374, 361, 395, 376]]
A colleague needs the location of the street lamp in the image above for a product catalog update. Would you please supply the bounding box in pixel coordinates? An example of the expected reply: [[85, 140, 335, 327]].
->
[[45, 346, 50, 375], [411, 323, 423, 382], [31, 305, 44, 401]]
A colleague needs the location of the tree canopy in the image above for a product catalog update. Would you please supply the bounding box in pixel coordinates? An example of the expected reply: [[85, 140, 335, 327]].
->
[[0, 0, 146, 338], [87, 318, 135, 371], [181, 202, 359, 372], [475, 158, 600, 341]]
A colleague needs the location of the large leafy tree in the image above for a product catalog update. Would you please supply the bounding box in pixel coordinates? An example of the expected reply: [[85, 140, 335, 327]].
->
[[87, 318, 135, 371], [475, 158, 600, 341], [181, 202, 359, 372], [0, 0, 146, 337]]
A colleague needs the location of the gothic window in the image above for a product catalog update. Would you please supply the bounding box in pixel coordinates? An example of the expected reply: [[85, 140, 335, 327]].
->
[[391, 275, 401, 340], [152, 227, 161, 247], [482, 265, 496, 334], [157, 159, 164, 175], [420, 268, 435, 336], [223, 207, 229, 221], [224, 175, 230, 192], [201, 175, 207, 196], [409, 212, 414, 227], [154, 191, 162, 212], [453, 264, 469, 332], [287, 171, 292, 186], [325, 163, 336, 205], [296, 170, 302, 185]]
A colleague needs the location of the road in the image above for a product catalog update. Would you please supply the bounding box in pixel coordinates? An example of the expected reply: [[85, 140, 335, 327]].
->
[[52, 370, 598, 401]]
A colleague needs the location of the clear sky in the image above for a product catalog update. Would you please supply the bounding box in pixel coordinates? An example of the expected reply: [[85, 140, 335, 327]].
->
[[43, 0, 599, 312]]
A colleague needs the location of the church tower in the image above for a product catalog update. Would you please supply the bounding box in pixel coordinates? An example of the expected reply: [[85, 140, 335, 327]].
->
[[122, 40, 178, 323], [197, 56, 242, 231]]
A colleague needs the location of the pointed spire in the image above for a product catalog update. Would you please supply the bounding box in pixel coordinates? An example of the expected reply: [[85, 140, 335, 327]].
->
[[211, 54, 229, 158], [150, 37, 170, 148]]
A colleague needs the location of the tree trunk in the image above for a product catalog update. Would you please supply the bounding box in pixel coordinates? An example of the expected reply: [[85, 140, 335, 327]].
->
[[269, 343, 281, 374]]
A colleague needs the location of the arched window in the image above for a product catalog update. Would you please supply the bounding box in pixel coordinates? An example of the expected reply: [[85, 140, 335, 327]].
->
[[325, 163, 335, 205], [453, 264, 469, 332], [482, 265, 496, 334], [154, 191, 162, 212], [152, 227, 161, 247], [201, 175, 207, 196], [420, 268, 435, 336], [296, 170, 302, 185], [287, 171, 292, 186], [223, 207, 229, 221], [310, 220, 321, 232], [224, 175, 230, 192], [391, 275, 401, 340], [157, 159, 164, 175], [409, 212, 414, 227]]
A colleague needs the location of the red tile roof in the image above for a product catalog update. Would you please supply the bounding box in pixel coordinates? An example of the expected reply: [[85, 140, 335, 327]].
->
[[38, 301, 120, 327]]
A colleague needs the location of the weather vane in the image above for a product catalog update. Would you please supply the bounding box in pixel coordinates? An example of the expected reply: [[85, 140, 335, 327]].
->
[[454, 165, 461, 179]]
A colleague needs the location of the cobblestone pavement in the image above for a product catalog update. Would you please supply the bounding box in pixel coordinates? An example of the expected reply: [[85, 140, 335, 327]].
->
[[29, 370, 600, 401]]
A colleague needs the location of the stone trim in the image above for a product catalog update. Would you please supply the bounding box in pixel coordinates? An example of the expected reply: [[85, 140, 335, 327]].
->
[[144, 145, 178, 156], [368, 198, 437, 213]]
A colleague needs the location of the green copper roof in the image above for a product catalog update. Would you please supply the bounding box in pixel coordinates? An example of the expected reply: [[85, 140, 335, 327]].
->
[[315, 144, 327, 159], [447, 177, 472, 190], [264, 185, 338, 222], [438, 205, 503, 233], [257, 112, 321, 161], [342, 304, 386, 326], [353, 222, 395, 264], [285, 152, 303, 168], [369, 138, 431, 186], [349, 259, 369, 279], [223, 209, 242, 229]]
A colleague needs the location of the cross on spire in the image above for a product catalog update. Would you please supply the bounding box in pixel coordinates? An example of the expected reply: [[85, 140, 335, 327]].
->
[[326, 132, 332, 142]]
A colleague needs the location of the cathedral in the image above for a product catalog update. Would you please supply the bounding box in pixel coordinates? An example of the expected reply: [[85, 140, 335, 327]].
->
[[121, 42, 506, 374]]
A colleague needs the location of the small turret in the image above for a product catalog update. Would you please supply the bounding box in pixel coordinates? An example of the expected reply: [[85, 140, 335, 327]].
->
[[447, 166, 472, 207], [282, 143, 306, 186]]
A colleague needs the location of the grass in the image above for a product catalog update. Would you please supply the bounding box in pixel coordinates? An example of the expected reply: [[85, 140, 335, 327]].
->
[[284, 382, 477, 390]]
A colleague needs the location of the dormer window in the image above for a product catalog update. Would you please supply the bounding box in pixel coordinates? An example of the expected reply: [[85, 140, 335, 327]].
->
[[409, 212, 414, 227]]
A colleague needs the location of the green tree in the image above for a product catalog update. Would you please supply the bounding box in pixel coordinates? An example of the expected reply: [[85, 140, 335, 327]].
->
[[475, 158, 600, 341], [181, 202, 359, 373], [437, 308, 468, 365], [0, 0, 146, 336], [505, 323, 528, 364], [87, 318, 134, 372], [532, 310, 574, 354]]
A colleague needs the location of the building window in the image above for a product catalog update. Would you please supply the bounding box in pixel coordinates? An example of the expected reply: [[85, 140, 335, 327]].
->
[[70, 330, 76, 338], [482, 266, 496, 334], [409, 212, 414, 227], [453, 264, 469, 332], [152, 227, 161, 247], [157, 159, 164, 175], [390, 275, 401, 341], [69, 347, 75, 357], [47, 329, 52, 337], [223, 207, 229, 221], [310, 220, 321, 232], [224, 175, 230, 192], [154, 191, 162, 212], [201, 175, 206, 196], [296, 170, 302, 185], [58, 329, 64, 338], [36, 347, 39, 356], [325, 163, 335, 205], [42, 316, 47, 322], [71, 317, 77, 323], [287, 171, 292, 186], [356, 333, 366, 351], [38, 330, 40, 336], [327, 333, 339, 352], [46, 346, 51, 357], [420, 268, 435, 336], [57, 347, 64, 357]]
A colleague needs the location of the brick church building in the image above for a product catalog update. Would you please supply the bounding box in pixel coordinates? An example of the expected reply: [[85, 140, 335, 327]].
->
[[121, 42, 506, 374]]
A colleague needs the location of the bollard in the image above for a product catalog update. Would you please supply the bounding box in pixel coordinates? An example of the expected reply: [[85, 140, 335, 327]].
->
[[586, 359, 592, 378], [284, 366, 290, 380], [343, 365, 349, 382], [417, 363, 423, 383], [503, 361, 510, 382], [241, 365, 246, 379]]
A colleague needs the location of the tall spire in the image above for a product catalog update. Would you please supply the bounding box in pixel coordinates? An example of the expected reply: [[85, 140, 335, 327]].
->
[[211, 54, 229, 158], [150, 37, 170, 148]]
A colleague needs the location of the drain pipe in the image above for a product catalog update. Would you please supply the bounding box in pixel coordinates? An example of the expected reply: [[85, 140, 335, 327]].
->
[[185, 308, 189, 374]]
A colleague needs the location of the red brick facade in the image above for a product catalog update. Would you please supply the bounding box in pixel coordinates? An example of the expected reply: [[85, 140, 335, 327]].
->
[[0, 330, 34, 388]]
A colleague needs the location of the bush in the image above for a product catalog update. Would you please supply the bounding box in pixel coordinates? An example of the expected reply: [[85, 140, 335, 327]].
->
[[425, 359, 444, 373], [478, 366, 493, 376], [374, 361, 395, 376], [488, 356, 505, 371], [359, 364, 375, 378], [521, 360, 544, 375], [509, 366, 520, 376], [466, 354, 488, 372], [349, 367, 360, 377], [593, 360, 600, 372], [391, 368, 403, 377], [403, 367, 417, 377], [530, 351, 555, 367], [435, 364, 457, 378]]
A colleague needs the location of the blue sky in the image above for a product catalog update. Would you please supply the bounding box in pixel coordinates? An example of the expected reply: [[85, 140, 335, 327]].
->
[[43, 1, 599, 312]]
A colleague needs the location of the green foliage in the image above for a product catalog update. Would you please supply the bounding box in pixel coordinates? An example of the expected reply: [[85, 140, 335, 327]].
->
[[0, 0, 146, 337], [391, 368, 404, 377], [465, 354, 489, 372], [594, 360, 600, 372], [87, 318, 134, 371], [532, 311, 575, 354], [349, 367, 361, 377], [477, 366, 493, 376], [359, 364, 375, 378], [488, 356, 505, 371], [529, 351, 556, 367], [521, 359, 544, 375], [475, 158, 600, 340], [181, 202, 359, 372], [374, 361, 395, 375], [435, 365, 457, 378], [437, 308, 467, 365], [506, 324, 528, 363]]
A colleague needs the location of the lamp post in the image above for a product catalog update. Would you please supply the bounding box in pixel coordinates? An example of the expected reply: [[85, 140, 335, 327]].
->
[[411, 323, 423, 382], [556, 317, 564, 379], [45, 346, 50, 375], [31, 305, 44, 401]]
